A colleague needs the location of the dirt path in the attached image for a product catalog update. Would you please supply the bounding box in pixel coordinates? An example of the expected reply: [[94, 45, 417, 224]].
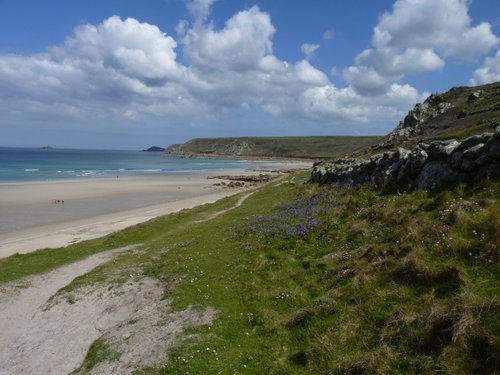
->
[[0, 245, 138, 374], [194, 190, 256, 223]]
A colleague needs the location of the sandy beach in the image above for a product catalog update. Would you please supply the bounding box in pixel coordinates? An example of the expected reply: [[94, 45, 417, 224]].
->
[[0, 163, 310, 258]]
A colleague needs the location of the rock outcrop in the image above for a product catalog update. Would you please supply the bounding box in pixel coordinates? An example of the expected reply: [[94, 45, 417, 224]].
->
[[388, 93, 453, 142], [311, 127, 500, 190]]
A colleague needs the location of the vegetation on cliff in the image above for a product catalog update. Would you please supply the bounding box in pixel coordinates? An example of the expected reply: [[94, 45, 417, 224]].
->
[[167, 136, 381, 159]]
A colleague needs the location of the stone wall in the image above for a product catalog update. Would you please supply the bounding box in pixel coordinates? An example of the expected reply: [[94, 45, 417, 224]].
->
[[311, 127, 500, 190]]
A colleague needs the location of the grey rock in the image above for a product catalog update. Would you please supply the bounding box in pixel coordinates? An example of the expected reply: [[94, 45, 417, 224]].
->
[[467, 90, 482, 103], [437, 102, 453, 113], [428, 141, 448, 160], [461, 157, 476, 172], [450, 151, 464, 170], [460, 135, 482, 149], [486, 139, 500, 159], [463, 143, 484, 159], [410, 148, 429, 168], [460, 133, 492, 150], [475, 154, 494, 166], [442, 140, 460, 156], [417, 161, 464, 190]]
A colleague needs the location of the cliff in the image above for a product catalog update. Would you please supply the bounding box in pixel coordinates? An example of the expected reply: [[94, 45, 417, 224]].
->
[[166, 136, 381, 160]]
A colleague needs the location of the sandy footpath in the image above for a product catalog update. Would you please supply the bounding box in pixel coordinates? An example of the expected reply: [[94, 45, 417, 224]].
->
[[0, 245, 217, 374]]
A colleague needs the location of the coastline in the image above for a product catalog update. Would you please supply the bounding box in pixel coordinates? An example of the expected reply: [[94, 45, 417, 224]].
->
[[0, 163, 310, 258], [165, 151, 321, 162]]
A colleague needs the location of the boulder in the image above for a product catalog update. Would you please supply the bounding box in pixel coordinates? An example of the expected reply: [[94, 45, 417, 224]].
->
[[443, 140, 460, 156], [450, 151, 464, 170], [486, 139, 500, 159], [467, 90, 482, 103], [461, 158, 476, 172], [463, 143, 484, 159], [460, 133, 492, 150], [417, 161, 464, 190], [410, 147, 429, 168], [475, 155, 494, 166]]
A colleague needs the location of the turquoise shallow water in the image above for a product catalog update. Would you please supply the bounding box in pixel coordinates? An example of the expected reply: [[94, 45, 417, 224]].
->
[[0, 147, 275, 182]]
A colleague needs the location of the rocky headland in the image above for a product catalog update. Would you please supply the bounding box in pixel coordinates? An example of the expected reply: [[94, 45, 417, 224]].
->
[[312, 82, 500, 190]]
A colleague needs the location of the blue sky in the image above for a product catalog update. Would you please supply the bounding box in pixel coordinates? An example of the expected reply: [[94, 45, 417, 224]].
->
[[1, 0, 499, 149]]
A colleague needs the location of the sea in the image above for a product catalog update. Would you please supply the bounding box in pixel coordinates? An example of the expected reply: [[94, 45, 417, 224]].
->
[[0, 147, 278, 183]]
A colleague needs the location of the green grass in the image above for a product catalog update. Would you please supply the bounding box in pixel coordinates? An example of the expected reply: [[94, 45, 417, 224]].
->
[[1, 175, 499, 374], [435, 122, 496, 141], [72, 338, 121, 374]]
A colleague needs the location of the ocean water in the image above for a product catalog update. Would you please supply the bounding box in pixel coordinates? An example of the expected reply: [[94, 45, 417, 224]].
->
[[0, 147, 275, 183]]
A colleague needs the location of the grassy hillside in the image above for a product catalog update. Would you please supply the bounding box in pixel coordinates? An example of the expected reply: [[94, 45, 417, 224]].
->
[[356, 82, 500, 157], [168, 136, 381, 159], [413, 82, 500, 141], [1, 175, 498, 374]]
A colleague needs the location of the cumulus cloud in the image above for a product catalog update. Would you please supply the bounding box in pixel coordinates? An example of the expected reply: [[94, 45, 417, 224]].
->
[[182, 6, 275, 72], [373, 0, 498, 58], [470, 50, 500, 85], [186, 0, 218, 24], [344, 0, 498, 96], [0, 6, 422, 135], [301, 43, 320, 60], [1, 0, 495, 141], [0, 16, 201, 121]]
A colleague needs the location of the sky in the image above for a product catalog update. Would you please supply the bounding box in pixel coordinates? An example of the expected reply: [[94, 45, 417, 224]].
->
[[1, 0, 500, 150]]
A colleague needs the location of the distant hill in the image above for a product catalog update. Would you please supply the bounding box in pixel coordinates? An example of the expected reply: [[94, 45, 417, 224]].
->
[[166, 136, 381, 160], [143, 146, 166, 152]]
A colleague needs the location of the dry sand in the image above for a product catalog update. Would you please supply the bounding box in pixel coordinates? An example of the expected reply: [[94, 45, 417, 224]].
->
[[0, 165, 309, 258]]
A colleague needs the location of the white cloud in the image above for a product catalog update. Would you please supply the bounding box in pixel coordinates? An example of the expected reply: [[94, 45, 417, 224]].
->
[[301, 43, 320, 60], [470, 50, 500, 85], [186, 0, 218, 24], [373, 0, 498, 58], [182, 6, 275, 72], [0, 8, 421, 136], [356, 47, 445, 76], [0, 16, 200, 120], [343, 65, 395, 96], [345, 0, 498, 96]]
